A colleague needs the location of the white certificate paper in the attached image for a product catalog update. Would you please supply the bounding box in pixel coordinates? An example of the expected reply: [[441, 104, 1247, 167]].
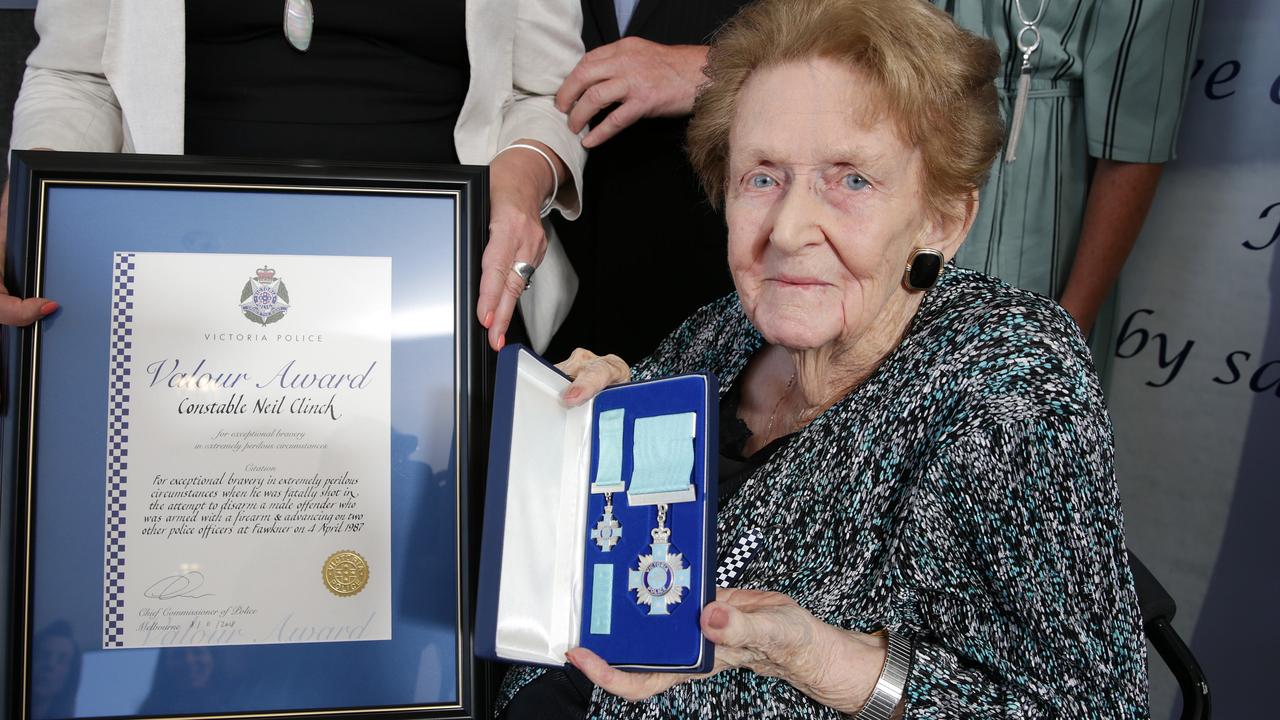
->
[[102, 252, 391, 649]]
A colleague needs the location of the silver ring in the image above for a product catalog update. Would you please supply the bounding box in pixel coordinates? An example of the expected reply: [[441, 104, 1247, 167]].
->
[[511, 261, 535, 291]]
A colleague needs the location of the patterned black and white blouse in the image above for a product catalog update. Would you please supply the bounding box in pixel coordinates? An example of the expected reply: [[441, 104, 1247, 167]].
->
[[498, 266, 1150, 719]]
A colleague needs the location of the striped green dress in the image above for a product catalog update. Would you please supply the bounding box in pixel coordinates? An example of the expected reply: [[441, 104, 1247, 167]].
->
[[941, 0, 1202, 350]]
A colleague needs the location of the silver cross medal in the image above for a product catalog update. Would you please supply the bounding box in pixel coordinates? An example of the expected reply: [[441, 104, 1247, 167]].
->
[[591, 493, 622, 551], [629, 504, 691, 615]]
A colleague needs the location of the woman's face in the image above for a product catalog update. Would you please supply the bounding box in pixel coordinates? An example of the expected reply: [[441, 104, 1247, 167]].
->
[[726, 58, 941, 353]]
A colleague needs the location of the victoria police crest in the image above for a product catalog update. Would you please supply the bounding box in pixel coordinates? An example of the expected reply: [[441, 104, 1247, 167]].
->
[[240, 266, 290, 325]]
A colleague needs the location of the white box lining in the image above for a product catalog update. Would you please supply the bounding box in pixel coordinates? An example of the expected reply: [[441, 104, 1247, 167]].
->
[[494, 350, 591, 665]]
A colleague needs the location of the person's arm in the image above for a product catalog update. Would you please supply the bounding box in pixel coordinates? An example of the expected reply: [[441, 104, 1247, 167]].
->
[[567, 586, 895, 715], [480, 141, 570, 350], [554, 38, 709, 148], [1058, 159, 1163, 335], [1070, 0, 1203, 335], [899, 412, 1150, 717], [474, 0, 587, 350]]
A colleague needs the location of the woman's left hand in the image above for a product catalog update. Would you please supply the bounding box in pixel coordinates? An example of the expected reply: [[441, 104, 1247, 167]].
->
[[566, 587, 888, 713], [478, 141, 567, 351]]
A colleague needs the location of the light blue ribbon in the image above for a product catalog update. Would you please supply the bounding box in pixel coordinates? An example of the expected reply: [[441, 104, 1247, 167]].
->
[[593, 408, 626, 492], [629, 412, 696, 497]]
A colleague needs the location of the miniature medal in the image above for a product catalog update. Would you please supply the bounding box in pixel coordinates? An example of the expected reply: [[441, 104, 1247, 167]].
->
[[628, 504, 691, 615], [590, 409, 627, 550], [591, 492, 623, 551]]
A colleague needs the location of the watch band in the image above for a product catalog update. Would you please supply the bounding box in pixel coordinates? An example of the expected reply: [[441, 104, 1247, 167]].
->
[[857, 629, 912, 720]]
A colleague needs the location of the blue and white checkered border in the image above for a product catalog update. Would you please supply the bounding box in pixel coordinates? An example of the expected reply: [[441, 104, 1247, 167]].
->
[[103, 252, 136, 648]]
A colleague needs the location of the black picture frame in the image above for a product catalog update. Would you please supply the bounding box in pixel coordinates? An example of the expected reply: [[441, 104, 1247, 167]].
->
[[0, 150, 493, 720]]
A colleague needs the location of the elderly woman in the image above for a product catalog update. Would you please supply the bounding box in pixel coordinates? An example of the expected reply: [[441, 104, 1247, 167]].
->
[[498, 0, 1149, 718]]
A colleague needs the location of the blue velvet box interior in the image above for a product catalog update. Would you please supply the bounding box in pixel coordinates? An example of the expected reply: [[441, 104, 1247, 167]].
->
[[578, 373, 717, 669], [478, 345, 717, 672]]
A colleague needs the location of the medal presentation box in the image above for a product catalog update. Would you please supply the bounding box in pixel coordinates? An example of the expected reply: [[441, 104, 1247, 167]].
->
[[477, 345, 718, 672], [0, 151, 488, 720]]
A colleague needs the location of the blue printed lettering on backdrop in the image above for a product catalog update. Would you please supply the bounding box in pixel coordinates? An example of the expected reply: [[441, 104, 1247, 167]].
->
[[1191, 58, 1241, 100], [1212, 352, 1280, 396], [1107, 2, 1280, 716], [1245, 202, 1280, 251], [1114, 309, 1195, 388], [1189, 57, 1280, 103], [1114, 309, 1280, 398]]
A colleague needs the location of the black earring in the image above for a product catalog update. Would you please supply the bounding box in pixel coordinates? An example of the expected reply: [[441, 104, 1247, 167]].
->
[[903, 248, 944, 291]]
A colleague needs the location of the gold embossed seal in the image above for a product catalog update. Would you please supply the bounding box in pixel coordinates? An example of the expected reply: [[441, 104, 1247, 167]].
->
[[323, 550, 369, 597]]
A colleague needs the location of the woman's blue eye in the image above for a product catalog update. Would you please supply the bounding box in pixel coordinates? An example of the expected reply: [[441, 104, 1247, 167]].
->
[[749, 174, 776, 189], [842, 173, 869, 191]]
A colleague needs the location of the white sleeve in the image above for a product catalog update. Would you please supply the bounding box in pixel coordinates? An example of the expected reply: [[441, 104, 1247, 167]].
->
[[496, 0, 587, 219], [10, 0, 123, 153]]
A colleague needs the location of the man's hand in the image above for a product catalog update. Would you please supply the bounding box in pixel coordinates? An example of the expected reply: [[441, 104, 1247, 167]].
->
[[555, 38, 708, 148]]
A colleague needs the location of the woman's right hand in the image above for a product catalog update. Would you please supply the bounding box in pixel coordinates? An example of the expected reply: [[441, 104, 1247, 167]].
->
[[554, 348, 630, 406], [0, 180, 57, 326]]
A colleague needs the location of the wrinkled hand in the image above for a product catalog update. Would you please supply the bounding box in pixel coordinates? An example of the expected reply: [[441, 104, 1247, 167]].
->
[[554, 347, 631, 406], [0, 180, 57, 326], [566, 588, 887, 714], [555, 38, 709, 148]]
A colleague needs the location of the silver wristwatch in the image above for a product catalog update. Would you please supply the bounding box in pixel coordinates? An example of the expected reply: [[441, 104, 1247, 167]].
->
[[856, 629, 912, 720]]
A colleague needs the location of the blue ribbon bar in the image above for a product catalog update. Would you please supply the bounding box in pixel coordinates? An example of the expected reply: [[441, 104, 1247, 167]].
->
[[590, 563, 614, 635]]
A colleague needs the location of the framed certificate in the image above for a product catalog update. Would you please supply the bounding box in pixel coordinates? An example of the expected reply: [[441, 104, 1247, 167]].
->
[[0, 151, 488, 719]]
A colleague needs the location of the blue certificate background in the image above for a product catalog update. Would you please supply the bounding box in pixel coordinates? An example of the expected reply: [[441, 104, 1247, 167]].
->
[[28, 186, 461, 717]]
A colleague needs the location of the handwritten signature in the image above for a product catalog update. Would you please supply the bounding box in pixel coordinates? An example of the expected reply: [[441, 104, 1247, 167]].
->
[[144, 572, 215, 600]]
